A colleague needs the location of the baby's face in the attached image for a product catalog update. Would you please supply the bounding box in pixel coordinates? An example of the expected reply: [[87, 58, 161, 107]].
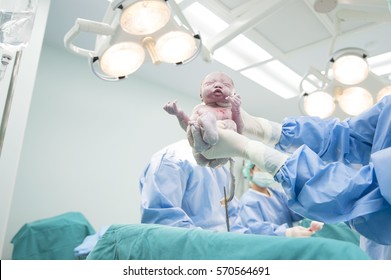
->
[[200, 72, 235, 104]]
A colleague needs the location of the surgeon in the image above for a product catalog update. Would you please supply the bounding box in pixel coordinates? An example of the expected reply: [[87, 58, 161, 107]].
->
[[140, 139, 316, 237], [139, 139, 248, 233], [239, 161, 321, 237], [189, 95, 391, 260]]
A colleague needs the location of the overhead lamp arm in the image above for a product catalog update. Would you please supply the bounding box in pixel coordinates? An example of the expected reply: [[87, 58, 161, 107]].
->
[[328, 9, 391, 57], [165, 0, 202, 66], [166, 0, 195, 34], [336, 9, 391, 23], [64, 18, 114, 57], [110, 0, 126, 10], [64, 0, 202, 80], [299, 66, 330, 93]]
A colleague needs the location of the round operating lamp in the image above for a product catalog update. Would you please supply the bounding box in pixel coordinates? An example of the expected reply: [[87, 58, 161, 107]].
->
[[302, 90, 335, 119], [120, 0, 171, 35], [156, 31, 197, 63], [331, 48, 369, 85], [337, 87, 373, 116], [100, 42, 145, 77]]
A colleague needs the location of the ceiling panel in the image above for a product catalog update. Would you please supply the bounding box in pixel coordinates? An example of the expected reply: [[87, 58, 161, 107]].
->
[[253, 1, 332, 53], [218, 0, 245, 10]]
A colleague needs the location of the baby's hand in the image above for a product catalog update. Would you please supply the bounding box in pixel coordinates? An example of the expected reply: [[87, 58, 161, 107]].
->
[[163, 100, 180, 116], [226, 94, 241, 112]]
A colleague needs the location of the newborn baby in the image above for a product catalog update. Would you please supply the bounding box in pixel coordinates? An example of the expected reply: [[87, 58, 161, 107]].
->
[[164, 71, 243, 167]]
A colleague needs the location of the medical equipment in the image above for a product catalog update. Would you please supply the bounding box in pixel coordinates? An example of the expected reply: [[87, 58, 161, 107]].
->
[[64, 0, 201, 81], [0, 51, 21, 156], [0, 53, 11, 80], [220, 158, 236, 204], [0, 0, 37, 156], [298, 3, 391, 119], [299, 49, 391, 118], [0, 0, 36, 51], [223, 186, 230, 232]]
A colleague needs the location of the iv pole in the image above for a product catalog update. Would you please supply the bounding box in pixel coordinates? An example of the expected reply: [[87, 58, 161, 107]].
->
[[0, 50, 22, 156], [0, 0, 37, 157]]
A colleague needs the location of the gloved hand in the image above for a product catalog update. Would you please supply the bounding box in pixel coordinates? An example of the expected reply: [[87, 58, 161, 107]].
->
[[240, 109, 282, 146], [192, 126, 288, 175], [285, 226, 314, 238], [187, 122, 230, 167]]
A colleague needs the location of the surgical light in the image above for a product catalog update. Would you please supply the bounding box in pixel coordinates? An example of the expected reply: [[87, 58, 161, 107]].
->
[[99, 42, 145, 76], [156, 30, 196, 63], [64, 0, 201, 81], [377, 85, 391, 102], [302, 90, 335, 119], [299, 48, 391, 118], [331, 48, 369, 85], [337, 87, 373, 116], [120, 0, 171, 35]]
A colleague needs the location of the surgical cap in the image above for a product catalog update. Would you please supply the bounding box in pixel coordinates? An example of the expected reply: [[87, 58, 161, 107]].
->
[[242, 160, 255, 179]]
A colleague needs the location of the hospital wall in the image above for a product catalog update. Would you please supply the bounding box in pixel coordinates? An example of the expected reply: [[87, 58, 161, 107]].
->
[[1, 42, 199, 259]]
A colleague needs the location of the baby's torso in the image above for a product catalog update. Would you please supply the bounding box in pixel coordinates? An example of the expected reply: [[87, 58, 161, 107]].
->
[[191, 104, 237, 131], [194, 104, 232, 120]]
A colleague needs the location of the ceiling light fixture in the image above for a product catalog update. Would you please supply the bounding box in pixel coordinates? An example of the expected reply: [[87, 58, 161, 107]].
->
[[120, 0, 171, 35], [330, 48, 369, 85], [64, 0, 201, 81], [299, 48, 391, 119]]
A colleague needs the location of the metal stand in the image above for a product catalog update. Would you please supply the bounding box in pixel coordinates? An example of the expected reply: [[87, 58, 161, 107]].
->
[[0, 50, 22, 156]]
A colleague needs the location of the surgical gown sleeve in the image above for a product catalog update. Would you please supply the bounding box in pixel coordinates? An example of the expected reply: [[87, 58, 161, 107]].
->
[[239, 201, 289, 236], [139, 158, 198, 228], [276, 116, 371, 164], [238, 190, 302, 236], [274, 95, 391, 245]]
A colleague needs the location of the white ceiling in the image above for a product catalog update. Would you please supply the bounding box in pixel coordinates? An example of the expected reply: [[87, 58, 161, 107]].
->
[[43, 0, 391, 121]]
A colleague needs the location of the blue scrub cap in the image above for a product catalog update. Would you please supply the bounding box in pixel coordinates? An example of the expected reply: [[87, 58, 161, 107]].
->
[[242, 160, 255, 179]]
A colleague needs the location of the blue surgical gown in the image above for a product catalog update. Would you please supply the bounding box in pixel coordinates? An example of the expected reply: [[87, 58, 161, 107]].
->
[[139, 139, 248, 233], [238, 188, 303, 236], [275, 95, 391, 259]]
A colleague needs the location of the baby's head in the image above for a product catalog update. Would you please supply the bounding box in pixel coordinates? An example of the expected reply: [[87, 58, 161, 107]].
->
[[200, 72, 235, 105]]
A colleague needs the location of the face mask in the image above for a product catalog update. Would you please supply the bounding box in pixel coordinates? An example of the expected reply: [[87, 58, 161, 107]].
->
[[251, 171, 275, 187]]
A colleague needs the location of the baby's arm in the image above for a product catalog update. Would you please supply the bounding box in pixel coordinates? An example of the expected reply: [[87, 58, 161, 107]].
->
[[163, 100, 190, 132], [227, 94, 244, 134]]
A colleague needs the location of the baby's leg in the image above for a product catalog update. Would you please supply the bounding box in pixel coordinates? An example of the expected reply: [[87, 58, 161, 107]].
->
[[193, 152, 229, 168], [198, 112, 218, 145], [219, 119, 237, 131], [187, 123, 210, 152]]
